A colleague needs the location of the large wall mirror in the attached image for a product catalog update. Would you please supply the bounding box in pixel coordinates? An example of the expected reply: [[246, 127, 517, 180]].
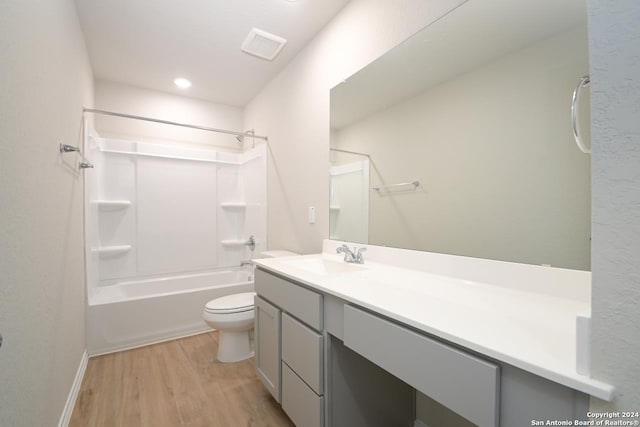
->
[[330, 0, 591, 271]]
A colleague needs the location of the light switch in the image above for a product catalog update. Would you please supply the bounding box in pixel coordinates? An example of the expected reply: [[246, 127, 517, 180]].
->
[[308, 206, 316, 224]]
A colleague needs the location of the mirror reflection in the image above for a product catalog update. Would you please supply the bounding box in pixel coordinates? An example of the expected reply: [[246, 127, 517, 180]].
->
[[330, 0, 590, 270]]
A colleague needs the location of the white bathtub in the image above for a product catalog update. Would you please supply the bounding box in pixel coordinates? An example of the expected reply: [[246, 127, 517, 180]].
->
[[86, 269, 253, 355]]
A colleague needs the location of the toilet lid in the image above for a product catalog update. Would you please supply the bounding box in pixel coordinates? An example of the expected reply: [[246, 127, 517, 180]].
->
[[205, 292, 256, 314]]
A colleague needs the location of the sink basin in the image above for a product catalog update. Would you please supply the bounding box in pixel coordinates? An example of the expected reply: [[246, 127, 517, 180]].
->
[[283, 257, 367, 277]]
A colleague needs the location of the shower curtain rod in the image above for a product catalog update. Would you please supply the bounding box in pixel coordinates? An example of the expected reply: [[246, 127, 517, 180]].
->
[[83, 108, 268, 142]]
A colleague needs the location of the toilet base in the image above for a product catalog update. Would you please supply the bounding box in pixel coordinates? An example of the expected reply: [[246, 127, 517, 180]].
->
[[217, 330, 254, 363]]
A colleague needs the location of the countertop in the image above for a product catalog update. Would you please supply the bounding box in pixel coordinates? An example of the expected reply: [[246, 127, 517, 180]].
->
[[253, 251, 614, 401]]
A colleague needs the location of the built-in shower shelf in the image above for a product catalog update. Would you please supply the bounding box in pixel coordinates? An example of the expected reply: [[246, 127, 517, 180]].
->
[[93, 245, 132, 257], [93, 200, 132, 211], [220, 202, 247, 209], [220, 240, 247, 247], [330, 205, 340, 211]]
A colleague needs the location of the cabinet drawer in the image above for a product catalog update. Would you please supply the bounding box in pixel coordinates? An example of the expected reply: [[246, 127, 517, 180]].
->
[[282, 362, 324, 427], [255, 268, 323, 331], [343, 305, 499, 427], [282, 312, 324, 395]]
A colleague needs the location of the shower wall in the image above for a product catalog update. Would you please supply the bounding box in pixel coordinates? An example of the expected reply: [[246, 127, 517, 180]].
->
[[329, 159, 370, 243], [85, 132, 266, 298]]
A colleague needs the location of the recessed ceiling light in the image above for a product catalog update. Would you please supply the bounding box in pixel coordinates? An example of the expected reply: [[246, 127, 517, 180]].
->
[[174, 78, 192, 89]]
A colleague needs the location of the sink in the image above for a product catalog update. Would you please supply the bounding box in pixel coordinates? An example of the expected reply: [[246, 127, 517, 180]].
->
[[283, 257, 367, 277]]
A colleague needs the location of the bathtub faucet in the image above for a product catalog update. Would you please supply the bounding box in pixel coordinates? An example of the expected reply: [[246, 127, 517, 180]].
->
[[245, 235, 256, 251]]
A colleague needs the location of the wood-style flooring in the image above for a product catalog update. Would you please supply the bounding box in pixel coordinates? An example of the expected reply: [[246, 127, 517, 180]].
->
[[70, 332, 294, 427]]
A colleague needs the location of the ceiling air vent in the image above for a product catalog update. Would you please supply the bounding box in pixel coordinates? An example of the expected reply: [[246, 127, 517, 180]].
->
[[241, 28, 287, 61]]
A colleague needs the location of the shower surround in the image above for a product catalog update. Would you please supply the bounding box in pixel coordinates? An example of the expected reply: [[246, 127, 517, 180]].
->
[[84, 131, 266, 355]]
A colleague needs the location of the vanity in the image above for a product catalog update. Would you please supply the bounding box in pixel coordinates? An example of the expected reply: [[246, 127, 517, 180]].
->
[[253, 0, 611, 424], [253, 241, 614, 427]]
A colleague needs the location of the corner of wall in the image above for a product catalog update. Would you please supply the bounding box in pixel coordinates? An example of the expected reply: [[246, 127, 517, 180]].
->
[[589, 0, 640, 412]]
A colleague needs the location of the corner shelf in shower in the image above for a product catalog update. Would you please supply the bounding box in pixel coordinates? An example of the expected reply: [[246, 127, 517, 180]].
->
[[220, 202, 247, 209], [93, 200, 132, 211], [330, 205, 340, 211], [220, 240, 248, 247], [93, 245, 132, 257]]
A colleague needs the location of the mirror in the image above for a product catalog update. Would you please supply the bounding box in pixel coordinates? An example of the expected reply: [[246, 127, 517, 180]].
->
[[330, 0, 590, 270]]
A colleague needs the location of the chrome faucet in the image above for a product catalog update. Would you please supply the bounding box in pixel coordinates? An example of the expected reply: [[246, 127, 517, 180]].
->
[[245, 235, 256, 251], [336, 244, 367, 264]]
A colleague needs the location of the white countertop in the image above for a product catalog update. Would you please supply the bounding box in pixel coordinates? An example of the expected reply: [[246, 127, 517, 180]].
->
[[254, 247, 614, 401]]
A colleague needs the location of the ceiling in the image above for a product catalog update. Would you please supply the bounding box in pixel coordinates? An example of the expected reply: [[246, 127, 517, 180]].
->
[[75, 0, 350, 107]]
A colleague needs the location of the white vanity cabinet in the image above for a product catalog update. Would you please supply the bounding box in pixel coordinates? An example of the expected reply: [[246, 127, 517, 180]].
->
[[254, 266, 592, 427], [255, 269, 325, 427]]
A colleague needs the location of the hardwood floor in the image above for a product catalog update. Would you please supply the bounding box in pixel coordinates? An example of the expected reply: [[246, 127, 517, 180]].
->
[[70, 332, 295, 427]]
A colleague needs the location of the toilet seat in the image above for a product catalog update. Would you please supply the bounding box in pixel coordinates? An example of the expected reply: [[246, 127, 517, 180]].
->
[[205, 292, 256, 314]]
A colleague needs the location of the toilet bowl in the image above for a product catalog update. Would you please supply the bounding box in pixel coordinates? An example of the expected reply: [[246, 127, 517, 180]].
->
[[203, 249, 298, 363], [203, 292, 256, 362]]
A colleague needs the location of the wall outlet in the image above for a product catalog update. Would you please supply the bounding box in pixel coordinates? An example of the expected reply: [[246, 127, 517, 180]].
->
[[308, 206, 316, 224]]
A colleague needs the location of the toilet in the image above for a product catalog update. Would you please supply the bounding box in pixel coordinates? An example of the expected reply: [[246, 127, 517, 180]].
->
[[203, 250, 298, 363]]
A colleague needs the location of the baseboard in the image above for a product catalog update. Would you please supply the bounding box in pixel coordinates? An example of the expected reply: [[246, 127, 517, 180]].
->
[[414, 419, 429, 427], [88, 326, 213, 357], [58, 350, 89, 427]]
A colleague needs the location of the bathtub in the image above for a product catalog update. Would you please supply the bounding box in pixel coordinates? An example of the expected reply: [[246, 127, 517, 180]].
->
[[86, 268, 253, 356]]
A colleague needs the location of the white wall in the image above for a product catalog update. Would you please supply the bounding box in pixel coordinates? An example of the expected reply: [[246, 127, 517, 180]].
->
[[589, 0, 640, 412], [334, 26, 590, 270], [0, 0, 94, 425], [243, 0, 466, 254], [94, 80, 244, 151]]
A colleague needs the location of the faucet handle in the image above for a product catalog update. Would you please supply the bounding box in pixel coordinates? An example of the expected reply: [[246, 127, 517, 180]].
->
[[245, 235, 256, 251], [355, 247, 367, 264]]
